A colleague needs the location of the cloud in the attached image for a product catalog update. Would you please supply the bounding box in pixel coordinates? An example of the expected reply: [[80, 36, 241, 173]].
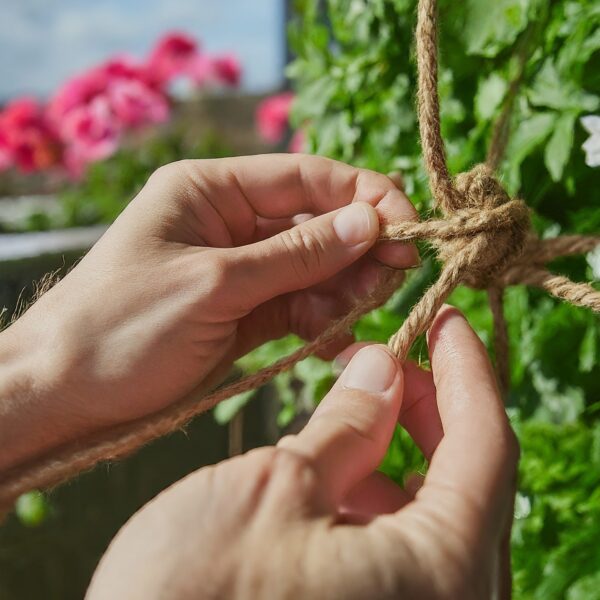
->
[[0, 0, 283, 100]]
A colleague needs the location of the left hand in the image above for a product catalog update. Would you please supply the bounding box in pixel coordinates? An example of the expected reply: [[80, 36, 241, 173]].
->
[[0, 154, 417, 471]]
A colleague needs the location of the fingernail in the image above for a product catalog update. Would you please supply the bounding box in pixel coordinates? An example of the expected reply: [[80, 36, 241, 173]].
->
[[332, 354, 351, 376], [406, 246, 421, 268], [333, 203, 374, 246], [342, 346, 397, 393], [373, 241, 421, 269]]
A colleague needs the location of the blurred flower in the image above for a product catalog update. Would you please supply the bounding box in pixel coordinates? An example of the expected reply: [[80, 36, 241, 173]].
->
[[256, 92, 295, 144], [108, 79, 170, 127], [59, 96, 121, 176], [186, 54, 215, 86], [211, 54, 242, 87], [146, 32, 199, 86], [0, 31, 241, 178], [0, 97, 60, 172], [48, 56, 152, 121], [288, 129, 305, 153], [48, 68, 109, 122], [0, 130, 11, 170], [581, 115, 600, 167]]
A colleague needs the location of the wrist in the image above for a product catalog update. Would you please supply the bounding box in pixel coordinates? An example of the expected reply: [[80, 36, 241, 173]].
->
[[0, 312, 83, 473]]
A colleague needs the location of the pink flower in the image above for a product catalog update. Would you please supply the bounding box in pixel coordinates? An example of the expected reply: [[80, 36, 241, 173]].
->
[[48, 56, 152, 121], [48, 69, 109, 122], [100, 55, 152, 85], [108, 79, 170, 127], [0, 130, 11, 170], [211, 54, 242, 87], [288, 129, 305, 153], [59, 95, 121, 168], [256, 92, 295, 144], [186, 54, 214, 86], [0, 97, 60, 172], [146, 32, 199, 86]]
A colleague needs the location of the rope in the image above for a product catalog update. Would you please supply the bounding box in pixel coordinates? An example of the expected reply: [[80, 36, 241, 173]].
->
[[1, 0, 599, 510]]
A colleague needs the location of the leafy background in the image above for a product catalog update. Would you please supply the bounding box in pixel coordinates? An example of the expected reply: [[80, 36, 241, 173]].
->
[[4, 1, 599, 597], [218, 1, 600, 598]]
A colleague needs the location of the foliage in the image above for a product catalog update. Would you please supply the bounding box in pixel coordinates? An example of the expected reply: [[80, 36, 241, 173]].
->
[[512, 417, 600, 599], [217, 1, 600, 597]]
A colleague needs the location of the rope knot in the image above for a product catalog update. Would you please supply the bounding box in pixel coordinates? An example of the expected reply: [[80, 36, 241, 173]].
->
[[436, 164, 530, 289]]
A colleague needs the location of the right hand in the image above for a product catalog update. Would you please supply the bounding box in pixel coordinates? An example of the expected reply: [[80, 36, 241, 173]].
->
[[87, 306, 519, 600]]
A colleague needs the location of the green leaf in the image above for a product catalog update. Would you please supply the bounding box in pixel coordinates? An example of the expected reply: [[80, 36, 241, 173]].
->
[[504, 112, 556, 190], [464, 0, 531, 57], [213, 390, 256, 425], [529, 60, 600, 112], [544, 112, 575, 181], [531, 364, 585, 424], [567, 572, 600, 600], [579, 325, 597, 373], [475, 73, 508, 121]]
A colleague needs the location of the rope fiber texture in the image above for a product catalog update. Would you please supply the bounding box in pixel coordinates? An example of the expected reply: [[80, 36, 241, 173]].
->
[[1, 0, 599, 510]]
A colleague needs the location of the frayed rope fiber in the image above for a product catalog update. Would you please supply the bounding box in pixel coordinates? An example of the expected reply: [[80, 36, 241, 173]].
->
[[1, 0, 599, 510]]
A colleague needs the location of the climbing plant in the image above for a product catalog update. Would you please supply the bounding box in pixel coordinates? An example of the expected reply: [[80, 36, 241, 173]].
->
[[227, 1, 600, 598]]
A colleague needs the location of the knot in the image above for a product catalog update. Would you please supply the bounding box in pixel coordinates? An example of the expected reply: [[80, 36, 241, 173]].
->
[[435, 164, 530, 289], [454, 163, 511, 210]]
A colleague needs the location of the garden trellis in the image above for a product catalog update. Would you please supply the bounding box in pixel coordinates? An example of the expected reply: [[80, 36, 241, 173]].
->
[[1, 0, 599, 511]]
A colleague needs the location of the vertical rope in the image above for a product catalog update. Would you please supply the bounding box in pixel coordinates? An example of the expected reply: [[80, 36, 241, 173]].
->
[[415, 0, 459, 212], [488, 286, 510, 394]]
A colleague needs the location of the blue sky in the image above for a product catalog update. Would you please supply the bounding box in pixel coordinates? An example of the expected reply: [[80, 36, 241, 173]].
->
[[0, 0, 285, 100]]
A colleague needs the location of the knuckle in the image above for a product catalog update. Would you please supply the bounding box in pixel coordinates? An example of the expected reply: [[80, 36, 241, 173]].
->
[[201, 250, 234, 293], [277, 226, 327, 281], [276, 434, 298, 449], [271, 446, 312, 479], [148, 161, 181, 185], [245, 446, 315, 494]]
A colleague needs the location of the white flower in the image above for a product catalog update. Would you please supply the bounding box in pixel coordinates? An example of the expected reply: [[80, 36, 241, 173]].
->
[[581, 115, 600, 167]]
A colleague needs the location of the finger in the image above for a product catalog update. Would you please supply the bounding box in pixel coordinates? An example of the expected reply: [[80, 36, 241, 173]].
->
[[416, 306, 519, 540], [279, 345, 403, 505], [163, 155, 419, 264], [253, 214, 313, 242], [340, 471, 412, 519], [187, 153, 416, 219], [226, 202, 381, 308], [334, 345, 442, 461], [398, 362, 443, 461]]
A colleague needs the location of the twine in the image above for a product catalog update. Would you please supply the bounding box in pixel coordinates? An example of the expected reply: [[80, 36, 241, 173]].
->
[[1, 0, 599, 510]]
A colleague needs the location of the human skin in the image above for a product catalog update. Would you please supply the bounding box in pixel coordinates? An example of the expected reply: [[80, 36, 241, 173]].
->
[[0, 154, 418, 472], [87, 307, 518, 600], [0, 154, 518, 598]]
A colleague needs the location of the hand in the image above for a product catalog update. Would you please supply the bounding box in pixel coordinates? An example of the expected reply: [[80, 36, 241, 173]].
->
[[0, 154, 417, 471], [86, 306, 519, 600]]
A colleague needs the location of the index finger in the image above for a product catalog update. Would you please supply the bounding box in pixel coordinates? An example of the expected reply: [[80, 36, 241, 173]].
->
[[170, 154, 419, 266], [414, 306, 519, 537], [186, 153, 417, 220]]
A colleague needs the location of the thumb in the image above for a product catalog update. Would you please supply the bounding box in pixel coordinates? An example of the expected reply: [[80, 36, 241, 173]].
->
[[279, 344, 403, 505], [228, 202, 379, 306]]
